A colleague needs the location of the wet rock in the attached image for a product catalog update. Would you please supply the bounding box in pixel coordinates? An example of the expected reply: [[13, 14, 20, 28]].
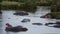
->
[[32, 23, 42, 25], [14, 12, 29, 16], [21, 19, 30, 23], [5, 23, 28, 32]]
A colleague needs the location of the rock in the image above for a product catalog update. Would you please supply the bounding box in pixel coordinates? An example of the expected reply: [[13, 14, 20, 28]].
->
[[21, 19, 30, 23], [32, 23, 42, 25], [14, 12, 29, 16]]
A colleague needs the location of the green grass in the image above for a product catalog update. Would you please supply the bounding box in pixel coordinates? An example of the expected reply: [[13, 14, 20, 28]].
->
[[51, 12, 60, 19], [1, 1, 19, 5]]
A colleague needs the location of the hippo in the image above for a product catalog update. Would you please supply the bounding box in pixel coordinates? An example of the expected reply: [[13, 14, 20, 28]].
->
[[32, 23, 42, 26], [45, 23, 55, 26], [21, 19, 30, 23], [5, 23, 28, 32], [48, 24, 60, 28], [14, 12, 29, 16]]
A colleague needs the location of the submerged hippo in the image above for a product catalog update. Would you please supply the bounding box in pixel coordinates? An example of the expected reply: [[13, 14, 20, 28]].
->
[[32, 23, 42, 25], [5, 23, 28, 32], [21, 19, 30, 23], [14, 12, 29, 16], [55, 21, 60, 25], [45, 22, 60, 28], [45, 23, 55, 26], [48, 24, 60, 28], [45, 21, 60, 26]]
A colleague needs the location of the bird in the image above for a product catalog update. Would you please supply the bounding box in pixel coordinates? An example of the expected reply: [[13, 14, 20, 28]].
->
[[5, 23, 28, 32]]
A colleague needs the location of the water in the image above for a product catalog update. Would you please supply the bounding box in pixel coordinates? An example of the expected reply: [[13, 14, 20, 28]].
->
[[1, 7, 60, 34], [0, 12, 3, 34]]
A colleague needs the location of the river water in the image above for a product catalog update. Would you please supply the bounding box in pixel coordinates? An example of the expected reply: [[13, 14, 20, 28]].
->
[[0, 6, 60, 34]]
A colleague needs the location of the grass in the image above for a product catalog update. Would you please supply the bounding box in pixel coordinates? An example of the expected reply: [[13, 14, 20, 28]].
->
[[1, 1, 19, 5], [51, 12, 60, 19]]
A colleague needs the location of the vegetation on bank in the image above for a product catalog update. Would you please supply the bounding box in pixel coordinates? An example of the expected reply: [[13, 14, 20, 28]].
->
[[1, 0, 52, 12], [50, 0, 60, 19], [51, 12, 60, 19], [0, 0, 60, 19]]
